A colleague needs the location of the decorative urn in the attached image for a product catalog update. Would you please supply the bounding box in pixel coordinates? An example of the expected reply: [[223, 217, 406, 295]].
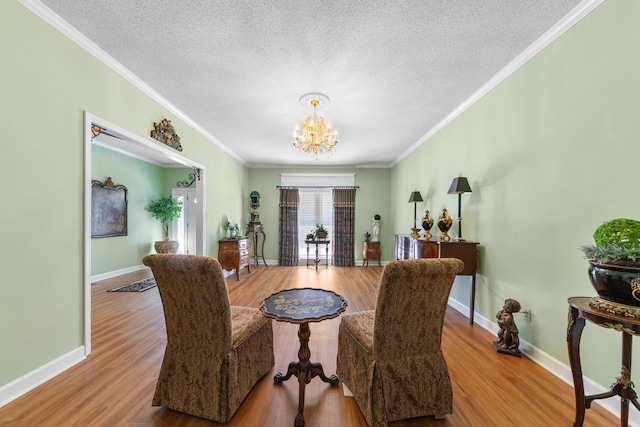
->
[[581, 218, 640, 306], [437, 209, 453, 242]]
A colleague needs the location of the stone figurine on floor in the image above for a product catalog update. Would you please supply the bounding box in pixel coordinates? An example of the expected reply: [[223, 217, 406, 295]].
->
[[492, 298, 522, 357]]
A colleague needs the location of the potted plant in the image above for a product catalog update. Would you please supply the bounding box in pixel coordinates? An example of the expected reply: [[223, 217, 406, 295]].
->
[[579, 218, 640, 306], [146, 196, 182, 253], [315, 224, 328, 240]]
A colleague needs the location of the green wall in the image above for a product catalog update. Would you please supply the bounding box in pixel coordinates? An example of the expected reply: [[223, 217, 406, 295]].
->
[[248, 168, 391, 261], [391, 0, 640, 388], [0, 0, 248, 386], [91, 145, 193, 276], [2, 0, 639, 404]]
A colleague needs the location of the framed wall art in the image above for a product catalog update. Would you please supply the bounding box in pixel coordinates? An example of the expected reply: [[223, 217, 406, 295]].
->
[[91, 177, 128, 238]]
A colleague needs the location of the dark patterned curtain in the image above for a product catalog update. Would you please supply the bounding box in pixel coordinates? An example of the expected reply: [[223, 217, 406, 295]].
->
[[278, 188, 299, 266], [332, 188, 356, 266]]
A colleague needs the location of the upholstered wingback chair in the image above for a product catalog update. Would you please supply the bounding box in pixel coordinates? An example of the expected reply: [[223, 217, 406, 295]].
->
[[336, 258, 463, 426], [142, 254, 274, 422]]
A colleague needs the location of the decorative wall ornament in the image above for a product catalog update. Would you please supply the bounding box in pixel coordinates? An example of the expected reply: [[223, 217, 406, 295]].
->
[[176, 167, 200, 187], [91, 177, 128, 238], [151, 119, 182, 151]]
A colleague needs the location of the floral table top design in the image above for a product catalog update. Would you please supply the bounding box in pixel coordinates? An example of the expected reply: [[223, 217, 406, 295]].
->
[[260, 288, 347, 324]]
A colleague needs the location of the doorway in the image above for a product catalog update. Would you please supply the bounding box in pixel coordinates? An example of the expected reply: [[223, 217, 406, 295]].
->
[[84, 112, 206, 355], [172, 187, 197, 255]]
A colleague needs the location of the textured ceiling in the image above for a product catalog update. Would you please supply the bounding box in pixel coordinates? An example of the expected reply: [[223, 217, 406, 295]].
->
[[38, 0, 586, 167]]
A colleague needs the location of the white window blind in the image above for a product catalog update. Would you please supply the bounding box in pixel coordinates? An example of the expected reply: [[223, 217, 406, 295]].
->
[[298, 189, 333, 259], [279, 173, 355, 260]]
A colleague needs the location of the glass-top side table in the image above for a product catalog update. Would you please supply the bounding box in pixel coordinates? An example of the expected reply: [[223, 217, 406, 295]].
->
[[260, 288, 347, 427]]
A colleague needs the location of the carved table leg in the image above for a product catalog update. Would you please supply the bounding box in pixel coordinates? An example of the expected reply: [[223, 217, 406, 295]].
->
[[325, 243, 328, 268], [273, 322, 340, 426], [620, 332, 633, 427], [259, 228, 267, 266], [587, 333, 638, 427], [567, 306, 586, 427]]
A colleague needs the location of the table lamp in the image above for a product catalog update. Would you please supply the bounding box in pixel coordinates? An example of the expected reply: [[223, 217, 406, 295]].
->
[[448, 175, 472, 241], [408, 191, 423, 239]]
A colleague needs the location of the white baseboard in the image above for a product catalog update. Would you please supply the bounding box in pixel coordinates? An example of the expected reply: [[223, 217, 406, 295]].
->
[[448, 297, 640, 426], [0, 347, 86, 408], [90, 265, 149, 283]]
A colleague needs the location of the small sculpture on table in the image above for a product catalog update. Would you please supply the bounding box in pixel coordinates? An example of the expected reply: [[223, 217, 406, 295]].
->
[[249, 191, 261, 223], [437, 209, 453, 241], [492, 298, 522, 357], [421, 210, 434, 240], [226, 218, 238, 239], [372, 214, 381, 242]]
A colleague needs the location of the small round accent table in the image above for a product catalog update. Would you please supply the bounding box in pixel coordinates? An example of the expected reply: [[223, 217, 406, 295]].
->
[[260, 288, 347, 427]]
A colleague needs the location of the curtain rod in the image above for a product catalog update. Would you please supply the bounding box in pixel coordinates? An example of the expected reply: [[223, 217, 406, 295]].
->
[[277, 185, 359, 189]]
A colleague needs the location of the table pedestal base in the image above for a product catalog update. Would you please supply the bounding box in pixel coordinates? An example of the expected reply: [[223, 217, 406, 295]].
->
[[274, 322, 339, 427]]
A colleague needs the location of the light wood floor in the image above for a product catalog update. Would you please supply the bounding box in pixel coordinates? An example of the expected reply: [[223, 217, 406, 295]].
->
[[0, 265, 617, 426]]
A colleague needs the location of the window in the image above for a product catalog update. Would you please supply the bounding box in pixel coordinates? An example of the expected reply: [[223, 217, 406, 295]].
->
[[298, 188, 333, 259], [280, 173, 355, 260]]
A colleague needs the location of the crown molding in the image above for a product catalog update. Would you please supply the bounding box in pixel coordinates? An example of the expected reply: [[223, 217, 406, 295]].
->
[[393, 0, 606, 167], [17, 0, 246, 166]]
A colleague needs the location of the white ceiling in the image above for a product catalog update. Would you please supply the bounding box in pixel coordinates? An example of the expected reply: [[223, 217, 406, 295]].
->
[[36, 0, 590, 168]]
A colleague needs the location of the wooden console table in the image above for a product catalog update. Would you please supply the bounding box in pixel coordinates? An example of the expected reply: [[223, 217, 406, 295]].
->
[[394, 235, 479, 324], [567, 296, 640, 427], [218, 237, 250, 280]]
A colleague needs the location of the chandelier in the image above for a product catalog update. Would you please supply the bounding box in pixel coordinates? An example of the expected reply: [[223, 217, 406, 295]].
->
[[292, 93, 339, 157]]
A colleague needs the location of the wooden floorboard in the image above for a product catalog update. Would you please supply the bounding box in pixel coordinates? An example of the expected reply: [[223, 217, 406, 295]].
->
[[0, 265, 617, 426]]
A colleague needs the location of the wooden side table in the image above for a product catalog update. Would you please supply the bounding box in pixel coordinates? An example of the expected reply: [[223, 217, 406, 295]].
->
[[218, 237, 250, 280], [568, 296, 640, 426], [305, 240, 330, 270], [362, 241, 381, 267], [260, 288, 347, 427]]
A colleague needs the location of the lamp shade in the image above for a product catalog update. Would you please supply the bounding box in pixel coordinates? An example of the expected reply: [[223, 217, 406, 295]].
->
[[448, 177, 472, 194], [408, 191, 424, 203]]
